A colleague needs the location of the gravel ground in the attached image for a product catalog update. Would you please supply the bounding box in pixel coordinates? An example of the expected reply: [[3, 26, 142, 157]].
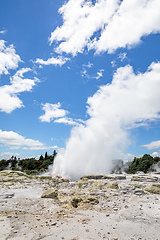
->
[[0, 171, 160, 240]]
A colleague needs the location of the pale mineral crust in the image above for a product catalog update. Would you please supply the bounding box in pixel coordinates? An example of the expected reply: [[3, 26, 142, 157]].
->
[[0, 170, 160, 240]]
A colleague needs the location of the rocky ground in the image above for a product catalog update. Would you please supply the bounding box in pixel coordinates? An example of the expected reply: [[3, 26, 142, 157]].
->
[[0, 170, 160, 240]]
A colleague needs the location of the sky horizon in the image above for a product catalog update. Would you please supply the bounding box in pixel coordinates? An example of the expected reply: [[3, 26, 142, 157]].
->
[[1, 0, 160, 167]]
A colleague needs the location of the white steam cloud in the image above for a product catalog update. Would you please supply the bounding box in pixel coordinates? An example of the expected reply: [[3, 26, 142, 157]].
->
[[53, 62, 160, 180]]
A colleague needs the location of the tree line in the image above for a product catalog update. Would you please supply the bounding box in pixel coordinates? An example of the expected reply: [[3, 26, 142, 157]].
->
[[0, 152, 160, 175], [0, 150, 57, 175], [125, 154, 160, 174]]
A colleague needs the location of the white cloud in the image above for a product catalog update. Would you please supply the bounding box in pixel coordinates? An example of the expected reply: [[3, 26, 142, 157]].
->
[[50, 0, 119, 55], [93, 0, 160, 53], [0, 152, 20, 156], [87, 62, 160, 127], [0, 40, 21, 75], [81, 62, 104, 80], [49, 0, 160, 55], [55, 117, 84, 126], [142, 140, 160, 150], [81, 68, 88, 78], [39, 102, 68, 123], [111, 60, 117, 67], [0, 68, 39, 113], [0, 30, 7, 35], [118, 52, 127, 61], [0, 152, 20, 160], [111, 52, 127, 68], [35, 56, 69, 67], [53, 62, 160, 179], [39, 102, 83, 126], [95, 69, 104, 79], [151, 151, 159, 157], [82, 62, 93, 68], [0, 129, 57, 151]]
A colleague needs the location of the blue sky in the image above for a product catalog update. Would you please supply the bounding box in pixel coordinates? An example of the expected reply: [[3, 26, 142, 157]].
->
[[0, 0, 160, 171]]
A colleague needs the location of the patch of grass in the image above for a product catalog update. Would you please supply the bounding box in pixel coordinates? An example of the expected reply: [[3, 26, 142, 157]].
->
[[71, 195, 99, 208], [146, 184, 160, 194], [5, 182, 14, 186], [83, 196, 99, 204], [106, 182, 118, 189], [133, 184, 145, 189], [93, 183, 102, 189]]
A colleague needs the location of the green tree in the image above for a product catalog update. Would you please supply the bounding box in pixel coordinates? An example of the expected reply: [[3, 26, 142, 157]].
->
[[27, 158, 36, 170], [126, 154, 156, 174], [45, 152, 48, 160], [10, 156, 18, 170], [53, 150, 57, 162], [0, 159, 9, 171], [153, 156, 160, 164]]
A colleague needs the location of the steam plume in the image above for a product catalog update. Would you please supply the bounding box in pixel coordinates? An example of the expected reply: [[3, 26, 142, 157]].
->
[[53, 62, 160, 180]]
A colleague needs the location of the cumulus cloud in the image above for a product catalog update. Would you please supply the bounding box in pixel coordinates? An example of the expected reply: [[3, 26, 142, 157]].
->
[[39, 102, 83, 126], [87, 62, 160, 127], [0, 40, 21, 75], [0, 68, 39, 113], [53, 62, 160, 179], [142, 140, 160, 150], [151, 151, 159, 157], [49, 0, 160, 55], [49, 0, 119, 55], [0, 129, 57, 150], [93, 0, 160, 53], [39, 102, 68, 122], [35, 56, 69, 67]]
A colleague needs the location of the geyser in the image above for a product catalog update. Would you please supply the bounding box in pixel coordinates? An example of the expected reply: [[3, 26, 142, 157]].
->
[[52, 62, 160, 180]]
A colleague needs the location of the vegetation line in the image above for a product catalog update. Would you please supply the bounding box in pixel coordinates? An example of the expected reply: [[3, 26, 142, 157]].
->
[[0, 152, 160, 175], [0, 151, 57, 175]]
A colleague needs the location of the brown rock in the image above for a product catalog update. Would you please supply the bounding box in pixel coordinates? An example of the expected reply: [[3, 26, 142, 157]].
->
[[41, 189, 58, 199]]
